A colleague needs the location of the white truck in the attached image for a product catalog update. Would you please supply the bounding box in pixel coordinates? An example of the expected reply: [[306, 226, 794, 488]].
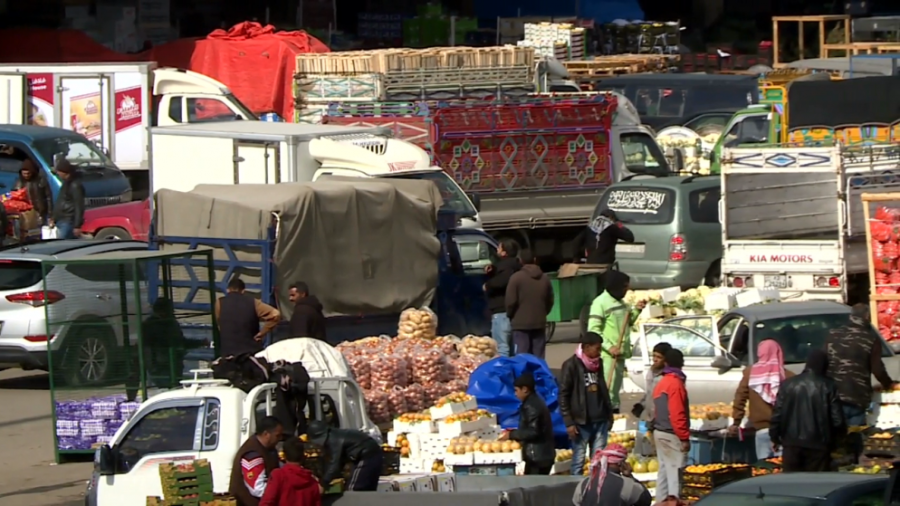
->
[[0, 62, 255, 196], [86, 365, 375, 506], [148, 121, 482, 228], [720, 144, 900, 302]]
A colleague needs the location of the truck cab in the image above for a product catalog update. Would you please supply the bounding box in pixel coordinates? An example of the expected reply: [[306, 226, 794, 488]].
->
[[151, 68, 256, 126], [0, 125, 131, 207], [87, 371, 372, 506]]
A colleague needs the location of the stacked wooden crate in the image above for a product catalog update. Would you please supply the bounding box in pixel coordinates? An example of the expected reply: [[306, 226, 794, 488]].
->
[[563, 54, 678, 78], [293, 46, 536, 121], [518, 22, 586, 60]]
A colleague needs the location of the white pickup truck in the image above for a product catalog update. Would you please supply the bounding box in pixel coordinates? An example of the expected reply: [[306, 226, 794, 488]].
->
[[720, 144, 900, 302], [85, 368, 373, 506]]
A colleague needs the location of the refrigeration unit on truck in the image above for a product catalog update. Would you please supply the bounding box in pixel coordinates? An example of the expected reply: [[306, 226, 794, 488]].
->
[[720, 144, 900, 302], [148, 121, 482, 228], [708, 75, 900, 173], [0, 62, 256, 196], [322, 93, 676, 266]]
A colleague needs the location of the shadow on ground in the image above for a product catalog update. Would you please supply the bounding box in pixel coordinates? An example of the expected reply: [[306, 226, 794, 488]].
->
[[0, 479, 85, 501], [0, 371, 50, 390]]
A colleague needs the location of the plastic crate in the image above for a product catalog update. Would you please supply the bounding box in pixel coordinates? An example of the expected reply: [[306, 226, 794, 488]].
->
[[547, 272, 600, 322]]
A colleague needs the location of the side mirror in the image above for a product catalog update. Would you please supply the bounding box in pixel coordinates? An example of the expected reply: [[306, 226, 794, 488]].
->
[[711, 355, 736, 371], [467, 193, 481, 212], [97, 445, 116, 476]]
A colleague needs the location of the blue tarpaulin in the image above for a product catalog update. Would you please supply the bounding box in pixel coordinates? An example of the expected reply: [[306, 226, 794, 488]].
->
[[466, 354, 568, 441]]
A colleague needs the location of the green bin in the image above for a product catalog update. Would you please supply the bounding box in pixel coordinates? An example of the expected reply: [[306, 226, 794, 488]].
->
[[547, 271, 602, 323]]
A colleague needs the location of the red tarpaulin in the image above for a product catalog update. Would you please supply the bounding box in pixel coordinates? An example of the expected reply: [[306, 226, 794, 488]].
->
[[0, 22, 330, 122]]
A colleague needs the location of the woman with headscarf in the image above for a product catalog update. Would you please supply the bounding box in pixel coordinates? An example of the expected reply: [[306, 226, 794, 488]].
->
[[770, 349, 846, 472], [587, 271, 644, 411], [572, 443, 652, 506], [729, 339, 795, 459]]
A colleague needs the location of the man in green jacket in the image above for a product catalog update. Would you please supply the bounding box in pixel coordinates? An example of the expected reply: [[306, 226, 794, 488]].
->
[[587, 271, 644, 410]]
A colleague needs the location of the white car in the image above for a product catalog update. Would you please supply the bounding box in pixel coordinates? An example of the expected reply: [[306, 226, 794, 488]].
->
[[0, 239, 150, 385]]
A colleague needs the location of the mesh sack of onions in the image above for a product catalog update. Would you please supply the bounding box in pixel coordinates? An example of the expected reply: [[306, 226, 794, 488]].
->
[[371, 354, 409, 390], [403, 383, 427, 412], [397, 307, 438, 340], [388, 386, 409, 417], [364, 388, 391, 424], [411, 347, 449, 385]]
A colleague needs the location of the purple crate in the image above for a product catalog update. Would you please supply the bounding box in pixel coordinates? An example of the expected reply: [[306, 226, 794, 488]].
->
[[94, 435, 115, 445], [55, 401, 92, 419], [90, 400, 119, 419], [57, 436, 94, 450], [56, 419, 80, 437], [119, 402, 140, 420]]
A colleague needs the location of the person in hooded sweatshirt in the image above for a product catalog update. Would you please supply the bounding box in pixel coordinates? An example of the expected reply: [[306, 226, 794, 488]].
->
[[587, 271, 644, 410], [288, 281, 327, 342], [307, 420, 383, 491], [260, 437, 322, 506], [505, 249, 554, 359], [483, 239, 521, 357], [582, 209, 636, 265]]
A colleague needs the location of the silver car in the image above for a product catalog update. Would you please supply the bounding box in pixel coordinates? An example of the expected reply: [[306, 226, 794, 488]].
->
[[626, 301, 900, 405], [0, 239, 150, 385]]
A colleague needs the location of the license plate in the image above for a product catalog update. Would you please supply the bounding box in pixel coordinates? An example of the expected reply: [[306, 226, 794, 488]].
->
[[763, 275, 789, 289], [616, 243, 645, 254]]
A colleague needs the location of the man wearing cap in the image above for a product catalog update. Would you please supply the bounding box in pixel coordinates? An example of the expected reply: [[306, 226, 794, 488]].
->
[[50, 160, 85, 239], [573, 443, 653, 506]]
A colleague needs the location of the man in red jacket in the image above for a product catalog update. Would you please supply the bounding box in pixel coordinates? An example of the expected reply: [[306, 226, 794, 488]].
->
[[652, 349, 690, 502], [260, 437, 322, 506]]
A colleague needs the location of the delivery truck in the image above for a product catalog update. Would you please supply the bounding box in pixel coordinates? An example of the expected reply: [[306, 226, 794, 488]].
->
[[720, 143, 900, 302], [0, 62, 256, 197], [322, 93, 677, 266]]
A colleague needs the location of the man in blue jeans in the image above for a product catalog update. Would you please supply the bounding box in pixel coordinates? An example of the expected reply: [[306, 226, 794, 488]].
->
[[559, 331, 614, 475], [483, 239, 520, 357]]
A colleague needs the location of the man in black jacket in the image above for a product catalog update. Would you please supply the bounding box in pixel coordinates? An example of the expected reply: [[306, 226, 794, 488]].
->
[[14, 158, 52, 224], [770, 348, 846, 472], [582, 209, 636, 265], [501, 372, 556, 475], [307, 420, 383, 491], [49, 160, 85, 239], [560, 331, 614, 476], [288, 281, 327, 342], [483, 239, 520, 356]]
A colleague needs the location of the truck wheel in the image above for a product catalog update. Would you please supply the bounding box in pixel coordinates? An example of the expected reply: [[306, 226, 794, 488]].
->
[[95, 227, 132, 241]]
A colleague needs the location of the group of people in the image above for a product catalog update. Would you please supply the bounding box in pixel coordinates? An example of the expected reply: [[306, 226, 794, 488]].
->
[[2, 157, 86, 241], [729, 303, 896, 473], [215, 278, 329, 358], [229, 416, 385, 506]]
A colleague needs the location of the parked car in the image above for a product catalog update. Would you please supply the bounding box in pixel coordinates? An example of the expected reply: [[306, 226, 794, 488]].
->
[[593, 174, 721, 289], [0, 239, 149, 385], [625, 301, 900, 405], [695, 472, 888, 505]]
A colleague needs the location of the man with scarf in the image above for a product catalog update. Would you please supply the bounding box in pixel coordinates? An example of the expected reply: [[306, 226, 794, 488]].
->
[[560, 331, 615, 476], [587, 271, 644, 411], [729, 339, 794, 459], [652, 349, 690, 502], [770, 349, 846, 473], [572, 443, 652, 506]]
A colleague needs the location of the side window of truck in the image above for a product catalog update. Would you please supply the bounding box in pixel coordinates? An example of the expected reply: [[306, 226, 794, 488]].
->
[[115, 405, 203, 472], [168, 98, 184, 123]]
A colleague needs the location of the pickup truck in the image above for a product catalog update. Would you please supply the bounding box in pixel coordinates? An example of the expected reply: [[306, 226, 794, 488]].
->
[[626, 300, 900, 405], [85, 368, 373, 506]]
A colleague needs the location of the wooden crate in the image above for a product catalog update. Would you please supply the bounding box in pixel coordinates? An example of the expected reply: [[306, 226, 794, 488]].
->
[[823, 42, 900, 57], [563, 54, 677, 77], [296, 46, 535, 74]]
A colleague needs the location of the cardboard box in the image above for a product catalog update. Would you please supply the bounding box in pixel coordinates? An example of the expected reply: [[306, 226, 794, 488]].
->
[[551, 459, 572, 475], [474, 450, 523, 464], [389, 476, 419, 492], [430, 399, 478, 420], [736, 288, 780, 307], [443, 452, 474, 466], [433, 472, 456, 491], [438, 415, 496, 436], [377, 478, 395, 492], [407, 474, 436, 492], [393, 420, 436, 434], [400, 458, 425, 473]]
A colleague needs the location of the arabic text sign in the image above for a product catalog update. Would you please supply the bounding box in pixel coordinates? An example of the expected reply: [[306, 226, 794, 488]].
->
[[606, 189, 668, 214]]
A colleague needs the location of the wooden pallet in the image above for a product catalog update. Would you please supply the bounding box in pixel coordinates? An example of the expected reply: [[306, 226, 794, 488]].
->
[[563, 54, 677, 76], [823, 42, 900, 57], [296, 46, 535, 74]]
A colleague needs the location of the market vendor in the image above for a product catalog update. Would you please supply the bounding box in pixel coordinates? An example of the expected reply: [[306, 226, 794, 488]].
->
[[14, 158, 52, 224], [500, 372, 556, 475], [573, 443, 653, 506], [728, 339, 795, 460], [306, 420, 383, 491], [216, 278, 281, 357], [230, 416, 284, 506], [587, 271, 645, 411]]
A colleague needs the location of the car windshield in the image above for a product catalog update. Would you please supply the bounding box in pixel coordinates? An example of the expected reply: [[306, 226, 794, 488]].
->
[[32, 137, 114, 169], [596, 186, 676, 225], [379, 171, 477, 217], [695, 494, 822, 506]]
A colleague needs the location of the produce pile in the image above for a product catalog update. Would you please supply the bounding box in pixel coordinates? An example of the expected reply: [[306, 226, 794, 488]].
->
[[752, 457, 782, 476], [147, 460, 230, 505], [338, 308, 498, 424], [446, 435, 521, 454], [690, 403, 730, 421], [682, 463, 751, 501], [870, 206, 900, 343], [624, 287, 714, 323]]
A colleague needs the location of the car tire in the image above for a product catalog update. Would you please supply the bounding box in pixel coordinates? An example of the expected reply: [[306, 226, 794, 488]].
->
[[704, 260, 722, 287], [60, 322, 118, 387], [95, 227, 132, 241]]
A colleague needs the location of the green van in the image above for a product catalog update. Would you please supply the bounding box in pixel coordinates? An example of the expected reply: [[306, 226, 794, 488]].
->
[[593, 175, 722, 289]]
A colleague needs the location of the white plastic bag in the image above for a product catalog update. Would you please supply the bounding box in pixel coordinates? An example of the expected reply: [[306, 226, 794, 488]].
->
[[41, 225, 57, 240]]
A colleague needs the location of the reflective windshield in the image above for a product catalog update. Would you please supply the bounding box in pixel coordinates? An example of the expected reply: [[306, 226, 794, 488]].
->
[[380, 171, 477, 217], [33, 137, 115, 168]]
